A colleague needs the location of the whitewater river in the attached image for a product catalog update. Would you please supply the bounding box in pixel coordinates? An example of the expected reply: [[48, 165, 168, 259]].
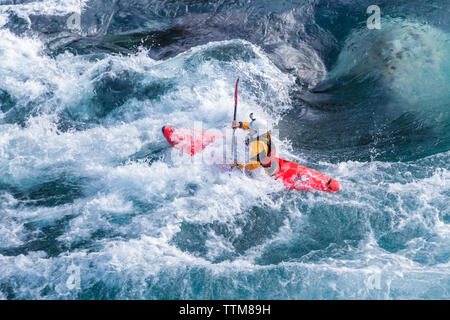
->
[[0, 0, 449, 299]]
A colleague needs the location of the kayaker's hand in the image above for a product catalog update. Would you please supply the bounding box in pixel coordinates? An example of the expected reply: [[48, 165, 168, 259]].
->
[[232, 120, 240, 129], [229, 161, 237, 169]]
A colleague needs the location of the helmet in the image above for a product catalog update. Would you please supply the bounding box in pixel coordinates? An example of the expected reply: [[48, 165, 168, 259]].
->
[[249, 118, 269, 136]]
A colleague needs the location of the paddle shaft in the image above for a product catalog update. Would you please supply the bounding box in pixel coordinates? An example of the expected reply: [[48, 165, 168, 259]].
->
[[232, 78, 239, 164]]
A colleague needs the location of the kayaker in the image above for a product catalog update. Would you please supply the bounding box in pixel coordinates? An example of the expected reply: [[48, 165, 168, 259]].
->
[[231, 114, 279, 176]]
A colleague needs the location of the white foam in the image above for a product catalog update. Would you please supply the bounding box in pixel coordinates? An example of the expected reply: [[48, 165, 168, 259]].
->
[[0, 23, 449, 298], [0, 192, 25, 248], [0, 0, 86, 17]]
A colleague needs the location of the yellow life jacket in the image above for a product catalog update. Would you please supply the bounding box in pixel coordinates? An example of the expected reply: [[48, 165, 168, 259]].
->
[[237, 132, 273, 171]]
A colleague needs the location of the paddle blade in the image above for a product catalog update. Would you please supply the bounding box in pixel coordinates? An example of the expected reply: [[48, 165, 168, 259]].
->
[[233, 77, 239, 120]]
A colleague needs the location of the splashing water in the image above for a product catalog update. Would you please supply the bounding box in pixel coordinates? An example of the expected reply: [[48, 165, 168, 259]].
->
[[0, 0, 449, 299]]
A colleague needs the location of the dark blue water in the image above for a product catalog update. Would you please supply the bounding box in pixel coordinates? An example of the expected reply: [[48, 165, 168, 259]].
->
[[0, 0, 449, 299]]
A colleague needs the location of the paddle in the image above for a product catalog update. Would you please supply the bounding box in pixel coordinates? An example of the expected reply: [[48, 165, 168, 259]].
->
[[232, 77, 240, 166]]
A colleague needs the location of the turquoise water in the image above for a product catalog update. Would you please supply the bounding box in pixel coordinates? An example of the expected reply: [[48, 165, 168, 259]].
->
[[0, 0, 449, 299]]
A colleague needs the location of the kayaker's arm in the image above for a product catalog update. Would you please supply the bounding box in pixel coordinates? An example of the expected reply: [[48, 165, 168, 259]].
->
[[232, 121, 250, 130], [229, 161, 260, 171]]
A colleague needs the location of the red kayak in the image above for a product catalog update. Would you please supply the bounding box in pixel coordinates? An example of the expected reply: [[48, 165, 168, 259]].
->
[[162, 126, 340, 193]]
